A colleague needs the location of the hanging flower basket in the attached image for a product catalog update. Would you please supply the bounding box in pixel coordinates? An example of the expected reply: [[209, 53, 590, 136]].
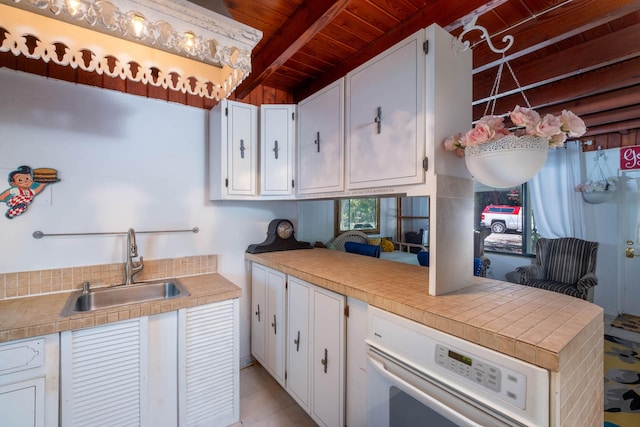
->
[[576, 176, 617, 204], [581, 188, 615, 204], [464, 134, 549, 188], [441, 49, 586, 188], [575, 150, 617, 204]]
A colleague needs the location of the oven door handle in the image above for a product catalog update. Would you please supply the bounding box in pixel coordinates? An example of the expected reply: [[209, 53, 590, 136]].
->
[[367, 352, 516, 427]]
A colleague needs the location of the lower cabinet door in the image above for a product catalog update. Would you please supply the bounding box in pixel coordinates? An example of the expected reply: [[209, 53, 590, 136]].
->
[[251, 263, 268, 366], [0, 377, 45, 427], [311, 289, 345, 427], [286, 278, 311, 411], [60, 318, 148, 427], [179, 299, 239, 427]]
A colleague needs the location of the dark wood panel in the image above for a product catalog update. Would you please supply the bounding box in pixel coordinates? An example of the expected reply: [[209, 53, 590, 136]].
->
[[345, 0, 401, 32], [233, 0, 352, 99], [473, 22, 640, 102], [295, 0, 491, 100], [473, 56, 640, 119], [337, 10, 386, 42]]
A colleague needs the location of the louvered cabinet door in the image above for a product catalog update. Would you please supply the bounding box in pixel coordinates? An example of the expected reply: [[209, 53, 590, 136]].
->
[[60, 318, 149, 427], [179, 298, 239, 427]]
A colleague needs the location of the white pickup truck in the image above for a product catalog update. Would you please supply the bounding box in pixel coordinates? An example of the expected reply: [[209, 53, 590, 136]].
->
[[480, 205, 523, 233]]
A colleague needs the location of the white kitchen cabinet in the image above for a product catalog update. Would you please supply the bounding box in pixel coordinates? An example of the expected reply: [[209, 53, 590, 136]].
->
[[179, 298, 239, 427], [251, 263, 286, 386], [0, 334, 59, 427], [61, 318, 149, 426], [260, 104, 295, 196], [297, 79, 344, 195], [286, 276, 311, 411], [345, 24, 472, 192], [210, 99, 259, 200], [287, 276, 345, 427], [346, 29, 425, 189]]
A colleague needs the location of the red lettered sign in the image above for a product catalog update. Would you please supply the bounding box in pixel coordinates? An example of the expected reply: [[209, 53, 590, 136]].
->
[[620, 146, 640, 170]]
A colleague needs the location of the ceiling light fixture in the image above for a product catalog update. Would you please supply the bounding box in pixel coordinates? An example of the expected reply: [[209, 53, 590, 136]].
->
[[0, 0, 262, 101]]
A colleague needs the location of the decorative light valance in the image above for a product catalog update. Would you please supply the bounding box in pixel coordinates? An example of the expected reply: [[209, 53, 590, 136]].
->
[[0, 0, 262, 100]]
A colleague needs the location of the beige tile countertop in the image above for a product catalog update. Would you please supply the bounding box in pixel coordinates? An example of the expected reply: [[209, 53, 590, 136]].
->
[[0, 273, 241, 343], [246, 248, 603, 372]]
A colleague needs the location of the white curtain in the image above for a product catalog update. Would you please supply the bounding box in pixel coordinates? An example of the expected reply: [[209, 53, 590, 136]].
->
[[529, 141, 586, 239]]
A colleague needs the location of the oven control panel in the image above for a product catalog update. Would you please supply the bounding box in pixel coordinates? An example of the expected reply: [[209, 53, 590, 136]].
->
[[435, 344, 527, 409]]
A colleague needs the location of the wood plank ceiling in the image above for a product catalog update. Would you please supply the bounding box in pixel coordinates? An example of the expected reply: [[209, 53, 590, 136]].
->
[[2, 0, 638, 150], [222, 0, 640, 150]]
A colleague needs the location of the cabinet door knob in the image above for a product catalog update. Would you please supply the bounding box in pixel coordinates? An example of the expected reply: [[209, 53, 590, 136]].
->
[[321, 348, 328, 373], [255, 304, 261, 321], [239, 139, 245, 159], [273, 140, 279, 159], [271, 314, 277, 334], [294, 330, 301, 352]]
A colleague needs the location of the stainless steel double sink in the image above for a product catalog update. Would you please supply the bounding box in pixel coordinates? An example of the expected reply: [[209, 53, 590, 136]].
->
[[60, 279, 190, 316]]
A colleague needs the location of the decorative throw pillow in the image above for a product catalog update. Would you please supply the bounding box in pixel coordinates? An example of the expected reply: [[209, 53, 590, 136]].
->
[[380, 238, 395, 252], [367, 237, 381, 246]]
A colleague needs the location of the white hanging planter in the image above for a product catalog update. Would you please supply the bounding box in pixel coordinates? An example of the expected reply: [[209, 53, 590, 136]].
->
[[581, 187, 616, 204], [464, 135, 548, 188]]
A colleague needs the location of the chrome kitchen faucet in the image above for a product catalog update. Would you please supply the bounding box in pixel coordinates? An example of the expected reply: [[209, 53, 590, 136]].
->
[[124, 228, 144, 285]]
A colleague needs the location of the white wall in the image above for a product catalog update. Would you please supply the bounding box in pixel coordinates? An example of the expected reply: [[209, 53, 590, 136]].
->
[[0, 68, 297, 365]]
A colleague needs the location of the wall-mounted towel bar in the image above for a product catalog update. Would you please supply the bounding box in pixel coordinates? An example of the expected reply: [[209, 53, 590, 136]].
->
[[32, 227, 199, 239]]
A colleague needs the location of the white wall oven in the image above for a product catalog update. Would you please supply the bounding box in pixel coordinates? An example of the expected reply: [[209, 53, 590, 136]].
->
[[366, 307, 550, 427]]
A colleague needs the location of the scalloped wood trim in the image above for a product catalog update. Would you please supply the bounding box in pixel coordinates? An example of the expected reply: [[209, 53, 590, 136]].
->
[[0, 4, 246, 100]]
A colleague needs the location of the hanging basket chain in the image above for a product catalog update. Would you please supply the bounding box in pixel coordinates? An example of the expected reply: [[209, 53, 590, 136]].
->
[[483, 55, 505, 117], [482, 54, 533, 119]]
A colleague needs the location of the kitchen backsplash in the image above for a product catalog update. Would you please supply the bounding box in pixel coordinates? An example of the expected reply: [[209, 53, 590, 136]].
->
[[0, 255, 217, 300]]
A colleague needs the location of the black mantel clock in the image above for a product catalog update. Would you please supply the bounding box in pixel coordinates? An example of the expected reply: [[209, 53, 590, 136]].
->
[[246, 219, 314, 254]]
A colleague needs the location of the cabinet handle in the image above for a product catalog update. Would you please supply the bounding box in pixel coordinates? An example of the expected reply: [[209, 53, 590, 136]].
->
[[240, 139, 245, 159], [294, 330, 301, 352], [374, 106, 382, 134], [255, 304, 261, 321], [314, 131, 320, 153], [271, 314, 277, 334], [321, 348, 328, 373], [273, 140, 279, 159]]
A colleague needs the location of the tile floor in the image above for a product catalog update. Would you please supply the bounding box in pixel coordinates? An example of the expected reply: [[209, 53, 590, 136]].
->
[[230, 363, 318, 427]]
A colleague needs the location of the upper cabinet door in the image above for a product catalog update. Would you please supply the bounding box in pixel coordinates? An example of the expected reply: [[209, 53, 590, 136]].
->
[[297, 80, 344, 195], [346, 29, 425, 189], [209, 100, 258, 200], [260, 104, 295, 196]]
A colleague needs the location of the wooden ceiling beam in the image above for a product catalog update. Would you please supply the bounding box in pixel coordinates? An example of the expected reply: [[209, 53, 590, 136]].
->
[[472, 56, 640, 119], [233, 0, 353, 100], [582, 105, 640, 128], [534, 85, 640, 118], [469, 0, 640, 72], [293, 0, 492, 101], [582, 119, 640, 137], [472, 22, 640, 103]]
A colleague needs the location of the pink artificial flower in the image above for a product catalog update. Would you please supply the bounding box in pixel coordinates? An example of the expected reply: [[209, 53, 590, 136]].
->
[[560, 110, 587, 137], [548, 132, 567, 148], [509, 105, 540, 130], [463, 123, 495, 147], [476, 115, 505, 131], [534, 114, 563, 138], [443, 133, 462, 151]]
